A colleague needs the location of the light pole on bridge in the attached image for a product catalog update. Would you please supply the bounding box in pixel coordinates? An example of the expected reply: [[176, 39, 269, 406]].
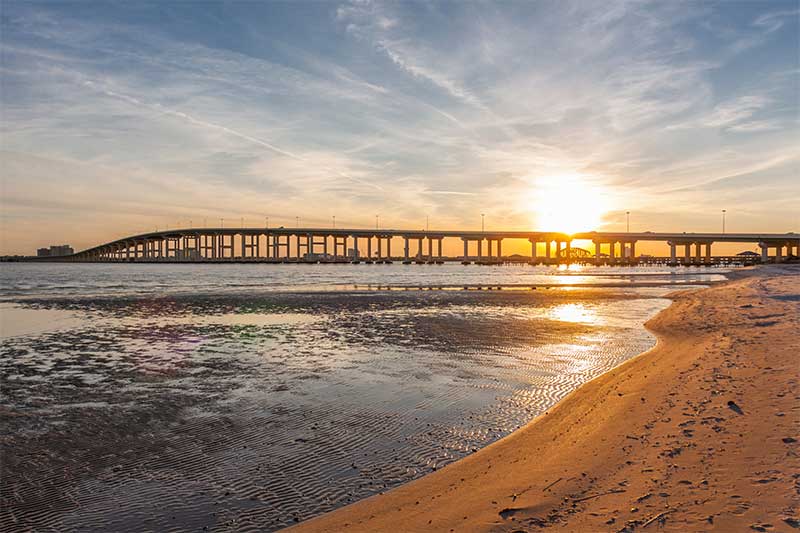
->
[[220, 218, 224, 229], [375, 214, 379, 230], [332, 216, 336, 229], [626, 211, 630, 233], [722, 209, 726, 234], [481, 213, 485, 233]]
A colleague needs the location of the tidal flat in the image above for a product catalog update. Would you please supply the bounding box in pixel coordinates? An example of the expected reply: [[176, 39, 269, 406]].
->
[[0, 264, 718, 531]]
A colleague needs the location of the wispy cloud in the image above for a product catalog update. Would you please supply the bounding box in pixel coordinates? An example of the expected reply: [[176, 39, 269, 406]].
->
[[666, 94, 773, 131], [81, 80, 383, 191], [753, 9, 800, 34]]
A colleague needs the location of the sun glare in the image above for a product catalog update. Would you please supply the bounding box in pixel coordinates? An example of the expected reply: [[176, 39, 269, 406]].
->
[[549, 303, 601, 325], [531, 173, 612, 233]]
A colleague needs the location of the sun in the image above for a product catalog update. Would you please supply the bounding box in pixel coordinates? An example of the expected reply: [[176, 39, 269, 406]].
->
[[529, 173, 612, 233]]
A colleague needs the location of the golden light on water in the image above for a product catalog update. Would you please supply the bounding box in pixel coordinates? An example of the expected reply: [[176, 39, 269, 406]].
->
[[531, 173, 613, 233], [549, 303, 601, 325]]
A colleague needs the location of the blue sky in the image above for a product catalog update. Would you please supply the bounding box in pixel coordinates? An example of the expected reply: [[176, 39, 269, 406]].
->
[[1, 1, 798, 253]]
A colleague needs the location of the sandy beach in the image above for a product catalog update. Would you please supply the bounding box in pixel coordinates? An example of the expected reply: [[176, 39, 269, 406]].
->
[[289, 265, 800, 532]]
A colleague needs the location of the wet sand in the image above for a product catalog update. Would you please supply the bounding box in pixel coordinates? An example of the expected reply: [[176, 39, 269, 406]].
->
[[289, 265, 800, 532], [1, 287, 673, 531]]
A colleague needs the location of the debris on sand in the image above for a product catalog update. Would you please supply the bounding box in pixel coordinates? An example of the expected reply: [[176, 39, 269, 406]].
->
[[727, 400, 744, 415]]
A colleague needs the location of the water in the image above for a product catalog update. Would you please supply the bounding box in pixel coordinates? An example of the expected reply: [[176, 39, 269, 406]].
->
[[0, 262, 726, 299], [0, 263, 727, 531]]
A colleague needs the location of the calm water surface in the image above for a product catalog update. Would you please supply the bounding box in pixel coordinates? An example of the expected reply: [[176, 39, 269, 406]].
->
[[0, 263, 727, 531], [0, 262, 726, 299]]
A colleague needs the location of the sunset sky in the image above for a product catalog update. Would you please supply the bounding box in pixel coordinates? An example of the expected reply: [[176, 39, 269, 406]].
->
[[1, 1, 798, 255]]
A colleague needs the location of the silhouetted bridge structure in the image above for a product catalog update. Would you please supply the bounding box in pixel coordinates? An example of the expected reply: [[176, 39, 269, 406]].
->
[[37, 228, 800, 265]]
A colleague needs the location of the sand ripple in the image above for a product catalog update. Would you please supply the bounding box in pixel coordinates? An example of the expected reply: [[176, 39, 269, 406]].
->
[[1, 290, 668, 531]]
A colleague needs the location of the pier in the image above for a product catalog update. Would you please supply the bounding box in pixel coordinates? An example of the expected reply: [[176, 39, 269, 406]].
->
[[31, 228, 800, 265]]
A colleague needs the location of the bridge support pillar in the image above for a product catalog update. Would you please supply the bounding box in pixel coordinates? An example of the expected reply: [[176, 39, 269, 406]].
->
[[546, 241, 552, 263], [404, 237, 410, 261], [759, 242, 768, 263], [629, 241, 636, 263], [564, 240, 570, 264], [223, 235, 230, 260], [417, 238, 423, 261], [497, 239, 503, 262], [333, 236, 346, 261], [462, 238, 469, 262]]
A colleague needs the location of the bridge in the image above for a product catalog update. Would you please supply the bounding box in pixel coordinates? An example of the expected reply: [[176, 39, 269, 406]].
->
[[37, 228, 800, 265]]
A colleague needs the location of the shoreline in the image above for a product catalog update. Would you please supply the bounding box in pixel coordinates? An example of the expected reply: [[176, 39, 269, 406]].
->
[[288, 265, 799, 531], [1, 271, 673, 531]]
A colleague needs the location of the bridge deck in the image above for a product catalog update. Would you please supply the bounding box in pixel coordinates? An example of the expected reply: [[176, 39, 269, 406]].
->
[[30, 227, 800, 263]]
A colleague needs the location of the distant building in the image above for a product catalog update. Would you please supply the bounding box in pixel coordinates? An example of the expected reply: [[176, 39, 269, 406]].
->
[[49, 245, 74, 256], [38, 245, 74, 257]]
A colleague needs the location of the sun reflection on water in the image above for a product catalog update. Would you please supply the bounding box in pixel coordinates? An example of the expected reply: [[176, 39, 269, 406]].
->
[[549, 303, 602, 325]]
